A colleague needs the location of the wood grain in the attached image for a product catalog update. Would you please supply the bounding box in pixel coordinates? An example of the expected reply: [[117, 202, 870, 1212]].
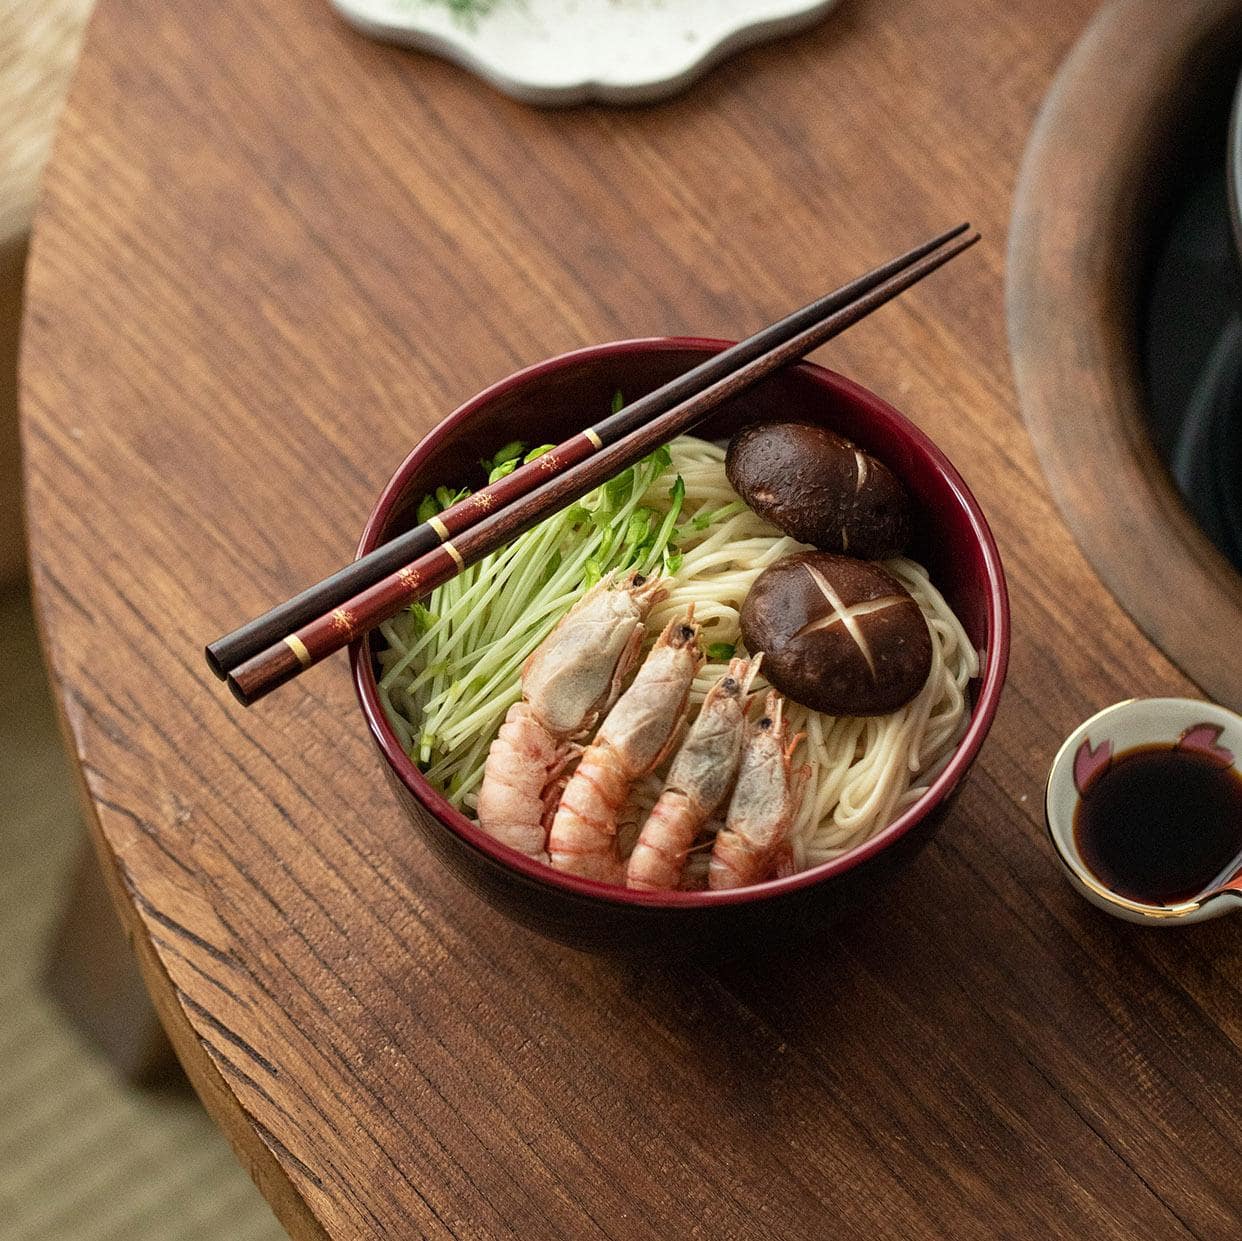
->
[[20, 0, 1242, 1237], [1008, 0, 1242, 712]]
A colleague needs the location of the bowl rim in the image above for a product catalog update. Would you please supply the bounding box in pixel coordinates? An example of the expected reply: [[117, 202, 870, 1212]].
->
[[351, 336, 1010, 909]]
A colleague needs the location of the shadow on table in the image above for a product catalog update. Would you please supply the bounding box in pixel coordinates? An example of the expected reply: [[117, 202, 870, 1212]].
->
[[585, 846, 951, 1114], [597, 816, 1242, 1123]]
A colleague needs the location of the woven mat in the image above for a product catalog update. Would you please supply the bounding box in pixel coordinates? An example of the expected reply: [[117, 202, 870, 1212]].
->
[[0, 587, 286, 1241]]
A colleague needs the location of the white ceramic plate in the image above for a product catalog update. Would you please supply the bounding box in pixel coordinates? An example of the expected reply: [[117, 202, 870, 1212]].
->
[[330, 0, 841, 106]]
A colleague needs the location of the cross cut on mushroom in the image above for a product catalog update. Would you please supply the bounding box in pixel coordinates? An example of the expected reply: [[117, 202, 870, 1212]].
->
[[796, 561, 910, 680]]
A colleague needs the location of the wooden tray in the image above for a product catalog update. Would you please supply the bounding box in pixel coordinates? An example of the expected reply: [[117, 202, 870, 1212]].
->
[[1008, 0, 1242, 710]]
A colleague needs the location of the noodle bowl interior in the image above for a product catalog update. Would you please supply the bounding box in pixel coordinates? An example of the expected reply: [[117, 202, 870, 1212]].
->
[[377, 435, 978, 888]]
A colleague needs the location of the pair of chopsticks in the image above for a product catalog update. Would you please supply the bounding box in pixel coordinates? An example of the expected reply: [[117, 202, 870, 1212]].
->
[[208, 223, 979, 705]]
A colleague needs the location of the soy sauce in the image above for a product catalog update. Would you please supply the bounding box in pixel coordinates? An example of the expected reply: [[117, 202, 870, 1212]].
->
[[1074, 744, 1242, 905]]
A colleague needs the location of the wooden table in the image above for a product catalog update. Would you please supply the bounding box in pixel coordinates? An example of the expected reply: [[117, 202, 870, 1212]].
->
[[21, 0, 1242, 1236]]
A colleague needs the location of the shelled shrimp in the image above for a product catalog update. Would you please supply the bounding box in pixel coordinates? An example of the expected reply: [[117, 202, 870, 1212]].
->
[[708, 691, 810, 891], [476, 572, 665, 861], [625, 656, 759, 891], [548, 610, 703, 882]]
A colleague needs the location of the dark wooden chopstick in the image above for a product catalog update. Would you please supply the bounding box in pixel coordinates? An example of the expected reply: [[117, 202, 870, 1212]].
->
[[205, 223, 971, 679], [225, 228, 979, 705]]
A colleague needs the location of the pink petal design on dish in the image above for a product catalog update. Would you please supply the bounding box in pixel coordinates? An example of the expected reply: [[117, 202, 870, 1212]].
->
[[1177, 723, 1234, 767], [1073, 736, 1112, 796]]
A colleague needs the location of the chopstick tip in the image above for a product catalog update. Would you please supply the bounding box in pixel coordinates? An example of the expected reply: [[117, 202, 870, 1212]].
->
[[226, 673, 255, 707], [204, 642, 228, 680]]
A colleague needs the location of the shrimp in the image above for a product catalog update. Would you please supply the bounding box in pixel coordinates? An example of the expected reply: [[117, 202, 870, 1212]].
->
[[475, 703, 572, 859], [626, 656, 760, 891], [476, 572, 665, 860], [708, 692, 810, 891], [520, 571, 665, 740], [548, 611, 704, 882]]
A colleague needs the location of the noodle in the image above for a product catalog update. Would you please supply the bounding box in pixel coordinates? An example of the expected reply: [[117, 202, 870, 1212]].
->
[[378, 435, 979, 873]]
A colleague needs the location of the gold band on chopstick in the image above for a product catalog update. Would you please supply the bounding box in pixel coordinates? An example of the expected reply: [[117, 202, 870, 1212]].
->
[[584, 428, 603, 449], [284, 634, 312, 668], [428, 515, 450, 542], [444, 541, 464, 570]]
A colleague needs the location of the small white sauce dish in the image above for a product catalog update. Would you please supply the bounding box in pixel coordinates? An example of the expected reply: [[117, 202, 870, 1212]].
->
[[1045, 697, 1242, 925], [329, 0, 841, 106]]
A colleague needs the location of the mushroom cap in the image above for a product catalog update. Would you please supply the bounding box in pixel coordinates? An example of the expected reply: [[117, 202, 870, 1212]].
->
[[726, 421, 911, 559], [740, 551, 932, 716]]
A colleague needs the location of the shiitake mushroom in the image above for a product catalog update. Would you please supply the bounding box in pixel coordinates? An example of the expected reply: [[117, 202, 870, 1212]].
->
[[726, 422, 911, 559], [741, 552, 932, 716]]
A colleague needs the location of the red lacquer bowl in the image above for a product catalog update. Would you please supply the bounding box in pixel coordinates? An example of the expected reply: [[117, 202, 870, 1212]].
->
[[352, 339, 1009, 952]]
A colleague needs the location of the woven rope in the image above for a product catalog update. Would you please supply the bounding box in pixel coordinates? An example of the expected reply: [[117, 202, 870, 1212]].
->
[[0, 591, 286, 1240], [0, 0, 94, 581], [0, 0, 94, 245]]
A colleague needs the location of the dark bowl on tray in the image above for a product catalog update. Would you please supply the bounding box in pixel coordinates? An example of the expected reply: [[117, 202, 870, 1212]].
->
[[352, 339, 1009, 952]]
